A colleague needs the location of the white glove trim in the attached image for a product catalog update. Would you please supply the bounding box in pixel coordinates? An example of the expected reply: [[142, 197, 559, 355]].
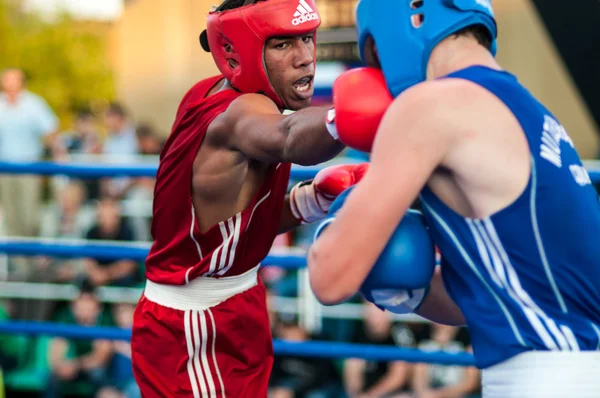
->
[[290, 181, 328, 224], [325, 108, 339, 140], [370, 287, 428, 315]]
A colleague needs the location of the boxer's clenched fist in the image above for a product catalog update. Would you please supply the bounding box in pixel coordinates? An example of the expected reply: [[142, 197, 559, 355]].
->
[[326, 67, 393, 152], [290, 163, 369, 223]]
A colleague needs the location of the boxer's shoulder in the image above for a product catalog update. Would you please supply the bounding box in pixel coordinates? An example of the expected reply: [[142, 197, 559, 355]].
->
[[386, 78, 503, 141], [207, 93, 280, 143], [380, 80, 470, 141], [394, 78, 487, 112], [221, 93, 280, 116], [183, 75, 225, 103]]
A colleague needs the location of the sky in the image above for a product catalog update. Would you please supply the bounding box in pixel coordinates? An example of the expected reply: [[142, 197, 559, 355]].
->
[[24, 0, 124, 20]]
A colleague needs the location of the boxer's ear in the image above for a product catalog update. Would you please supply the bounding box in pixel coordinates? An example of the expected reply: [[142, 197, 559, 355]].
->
[[363, 36, 381, 69], [200, 30, 210, 52]]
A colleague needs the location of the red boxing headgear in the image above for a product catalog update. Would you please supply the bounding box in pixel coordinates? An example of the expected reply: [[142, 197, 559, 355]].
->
[[202, 0, 321, 108]]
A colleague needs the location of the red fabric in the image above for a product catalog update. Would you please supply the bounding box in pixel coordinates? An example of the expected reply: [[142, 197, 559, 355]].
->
[[145, 76, 292, 285], [132, 279, 273, 398]]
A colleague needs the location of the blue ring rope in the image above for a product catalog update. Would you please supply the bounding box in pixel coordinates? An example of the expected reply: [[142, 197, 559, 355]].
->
[[0, 321, 475, 366], [0, 239, 306, 269], [0, 160, 599, 183], [0, 161, 323, 181]]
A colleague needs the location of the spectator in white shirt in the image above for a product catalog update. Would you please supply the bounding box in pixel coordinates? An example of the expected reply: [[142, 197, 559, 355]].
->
[[0, 68, 59, 240]]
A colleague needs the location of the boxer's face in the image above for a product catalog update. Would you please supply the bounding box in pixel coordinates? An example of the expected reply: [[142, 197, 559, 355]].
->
[[264, 33, 315, 110]]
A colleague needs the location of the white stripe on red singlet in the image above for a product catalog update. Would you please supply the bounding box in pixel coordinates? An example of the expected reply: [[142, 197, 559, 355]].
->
[[218, 213, 242, 276], [184, 310, 203, 398], [208, 221, 227, 274], [207, 309, 226, 398], [246, 191, 271, 232], [216, 222, 230, 273], [190, 205, 203, 260], [198, 311, 217, 397]]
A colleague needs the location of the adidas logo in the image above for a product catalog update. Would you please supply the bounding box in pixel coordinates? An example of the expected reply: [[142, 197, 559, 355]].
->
[[292, 0, 319, 26]]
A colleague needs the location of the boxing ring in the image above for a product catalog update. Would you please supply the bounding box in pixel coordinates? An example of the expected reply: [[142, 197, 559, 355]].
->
[[0, 159, 598, 377]]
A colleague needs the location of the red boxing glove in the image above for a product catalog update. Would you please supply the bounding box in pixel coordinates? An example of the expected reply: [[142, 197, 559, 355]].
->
[[290, 163, 369, 223], [325, 67, 393, 153]]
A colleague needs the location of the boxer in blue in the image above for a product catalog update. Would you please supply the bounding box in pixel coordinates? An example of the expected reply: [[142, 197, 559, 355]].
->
[[309, 1, 600, 396]]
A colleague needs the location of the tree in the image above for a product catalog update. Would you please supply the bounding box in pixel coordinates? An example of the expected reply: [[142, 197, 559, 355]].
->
[[0, 1, 115, 128]]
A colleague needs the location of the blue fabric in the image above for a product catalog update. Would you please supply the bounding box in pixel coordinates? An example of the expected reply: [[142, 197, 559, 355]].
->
[[421, 66, 600, 369], [355, 0, 497, 97]]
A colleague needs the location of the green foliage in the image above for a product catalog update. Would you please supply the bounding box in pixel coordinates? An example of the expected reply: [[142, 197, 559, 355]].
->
[[0, 1, 115, 128]]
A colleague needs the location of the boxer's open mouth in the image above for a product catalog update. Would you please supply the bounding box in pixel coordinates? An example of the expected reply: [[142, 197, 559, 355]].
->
[[293, 76, 313, 94]]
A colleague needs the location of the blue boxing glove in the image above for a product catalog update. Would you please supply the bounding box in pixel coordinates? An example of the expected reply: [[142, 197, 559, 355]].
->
[[314, 187, 436, 314]]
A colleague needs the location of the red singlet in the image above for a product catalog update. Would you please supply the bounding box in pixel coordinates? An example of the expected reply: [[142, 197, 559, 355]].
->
[[132, 76, 291, 398]]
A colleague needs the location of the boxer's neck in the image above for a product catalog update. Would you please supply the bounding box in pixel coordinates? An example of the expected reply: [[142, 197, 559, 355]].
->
[[425, 35, 501, 81]]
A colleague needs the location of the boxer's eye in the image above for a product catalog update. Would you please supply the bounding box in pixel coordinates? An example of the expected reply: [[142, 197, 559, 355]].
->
[[411, 0, 424, 9]]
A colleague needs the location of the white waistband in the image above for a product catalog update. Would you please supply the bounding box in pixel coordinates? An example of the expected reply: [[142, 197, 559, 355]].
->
[[143, 266, 260, 311], [482, 351, 600, 398]]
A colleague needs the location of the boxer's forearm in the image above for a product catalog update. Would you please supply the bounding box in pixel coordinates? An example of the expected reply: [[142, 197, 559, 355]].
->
[[416, 268, 466, 326], [217, 95, 344, 165], [279, 195, 302, 233], [280, 107, 345, 165]]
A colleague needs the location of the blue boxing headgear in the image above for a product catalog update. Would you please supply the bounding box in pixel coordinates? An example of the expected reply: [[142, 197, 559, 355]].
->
[[356, 0, 498, 97]]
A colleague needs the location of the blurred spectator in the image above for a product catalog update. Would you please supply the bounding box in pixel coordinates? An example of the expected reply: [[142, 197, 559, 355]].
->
[[60, 109, 102, 156], [41, 181, 96, 241], [135, 124, 163, 155], [270, 315, 339, 398], [84, 197, 138, 287], [96, 303, 140, 398], [0, 68, 59, 277], [101, 103, 139, 199], [37, 181, 96, 283], [103, 103, 138, 158], [54, 109, 103, 200], [344, 303, 412, 398], [411, 325, 480, 398], [119, 123, 163, 241], [46, 278, 113, 398]]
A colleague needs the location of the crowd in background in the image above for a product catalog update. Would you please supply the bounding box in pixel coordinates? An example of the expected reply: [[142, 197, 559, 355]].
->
[[0, 68, 482, 397]]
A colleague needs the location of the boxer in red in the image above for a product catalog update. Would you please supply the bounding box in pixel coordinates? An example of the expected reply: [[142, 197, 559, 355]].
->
[[130, 0, 365, 397]]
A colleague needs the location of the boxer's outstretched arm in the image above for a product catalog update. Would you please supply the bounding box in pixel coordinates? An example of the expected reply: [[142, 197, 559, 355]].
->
[[209, 93, 344, 166], [309, 82, 460, 306]]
